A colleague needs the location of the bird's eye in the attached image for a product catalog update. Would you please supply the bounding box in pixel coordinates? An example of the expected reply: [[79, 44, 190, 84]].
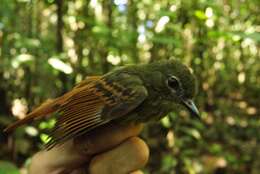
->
[[167, 76, 180, 89]]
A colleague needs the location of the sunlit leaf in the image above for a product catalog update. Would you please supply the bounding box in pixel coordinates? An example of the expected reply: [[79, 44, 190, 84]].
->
[[160, 116, 171, 128], [12, 54, 34, 68], [40, 133, 51, 144], [194, 10, 207, 20], [39, 119, 56, 129], [25, 126, 38, 137], [48, 57, 73, 74]]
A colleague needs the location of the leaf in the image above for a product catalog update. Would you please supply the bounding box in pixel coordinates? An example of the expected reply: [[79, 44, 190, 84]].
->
[[15, 37, 41, 49], [48, 57, 73, 74], [234, 32, 260, 42], [207, 31, 232, 39], [12, 54, 34, 68], [40, 133, 51, 144], [194, 10, 207, 20], [151, 35, 180, 46], [0, 161, 19, 174], [209, 143, 223, 154], [182, 127, 201, 140], [162, 155, 177, 171], [92, 23, 110, 37], [160, 116, 171, 128], [39, 118, 56, 130]]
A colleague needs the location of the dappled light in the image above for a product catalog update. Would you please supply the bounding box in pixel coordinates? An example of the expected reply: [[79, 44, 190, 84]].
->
[[48, 57, 73, 74], [11, 99, 28, 119], [155, 16, 170, 33]]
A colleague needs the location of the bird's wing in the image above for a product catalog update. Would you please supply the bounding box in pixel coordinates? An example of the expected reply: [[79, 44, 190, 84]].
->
[[73, 76, 101, 89], [46, 73, 147, 148], [3, 76, 103, 133]]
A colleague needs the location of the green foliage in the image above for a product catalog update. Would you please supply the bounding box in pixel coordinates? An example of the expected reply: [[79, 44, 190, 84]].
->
[[0, 0, 260, 173], [0, 161, 19, 174]]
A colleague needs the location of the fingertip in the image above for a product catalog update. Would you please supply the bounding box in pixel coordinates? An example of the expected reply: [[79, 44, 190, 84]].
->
[[88, 137, 149, 174], [127, 137, 150, 167]]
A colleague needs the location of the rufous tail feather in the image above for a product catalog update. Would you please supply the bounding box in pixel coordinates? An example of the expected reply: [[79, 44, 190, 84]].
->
[[3, 78, 98, 133], [4, 99, 59, 133]]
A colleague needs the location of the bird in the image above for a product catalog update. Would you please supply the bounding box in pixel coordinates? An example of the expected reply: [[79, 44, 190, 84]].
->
[[4, 59, 200, 149]]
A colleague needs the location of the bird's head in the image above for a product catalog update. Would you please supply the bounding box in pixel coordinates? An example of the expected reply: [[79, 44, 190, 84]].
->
[[147, 59, 200, 118]]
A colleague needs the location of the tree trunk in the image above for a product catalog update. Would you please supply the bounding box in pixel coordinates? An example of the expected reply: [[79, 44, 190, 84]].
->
[[100, 0, 113, 73], [127, 0, 139, 63], [56, 0, 68, 93]]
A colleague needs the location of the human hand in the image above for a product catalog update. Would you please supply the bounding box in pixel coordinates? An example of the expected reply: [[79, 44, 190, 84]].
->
[[29, 123, 149, 174]]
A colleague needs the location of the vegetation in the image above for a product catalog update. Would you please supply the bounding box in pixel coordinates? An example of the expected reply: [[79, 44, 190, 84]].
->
[[0, 0, 259, 173]]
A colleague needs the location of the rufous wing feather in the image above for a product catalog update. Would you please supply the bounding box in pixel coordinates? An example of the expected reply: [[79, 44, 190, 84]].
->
[[3, 76, 102, 133], [3, 99, 59, 133], [46, 84, 108, 149]]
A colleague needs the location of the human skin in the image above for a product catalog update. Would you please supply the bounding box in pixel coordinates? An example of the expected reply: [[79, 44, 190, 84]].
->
[[29, 123, 149, 174]]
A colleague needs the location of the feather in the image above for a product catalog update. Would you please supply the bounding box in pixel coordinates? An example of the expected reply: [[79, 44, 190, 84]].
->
[[3, 76, 102, 133], [45, 82, 109, 148], [3, 99, 59, 133], [74, 76, 101, 89]]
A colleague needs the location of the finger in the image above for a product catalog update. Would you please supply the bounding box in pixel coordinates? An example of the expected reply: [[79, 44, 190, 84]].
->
[[29, 140, 85, 174], [29, 123, 143, 173], [89, 137, 149, 174], [74, 122, 143, 155]]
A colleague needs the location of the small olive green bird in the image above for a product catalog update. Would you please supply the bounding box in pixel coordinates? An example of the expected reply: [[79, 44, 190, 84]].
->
[[4, 59, 199, 149]]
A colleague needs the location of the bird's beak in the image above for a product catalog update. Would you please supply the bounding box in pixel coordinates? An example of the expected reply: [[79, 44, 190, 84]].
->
[[181, 99, 200, 119]]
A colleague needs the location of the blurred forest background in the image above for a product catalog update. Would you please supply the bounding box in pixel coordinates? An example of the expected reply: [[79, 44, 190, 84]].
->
[[0, 0, 260, 173]]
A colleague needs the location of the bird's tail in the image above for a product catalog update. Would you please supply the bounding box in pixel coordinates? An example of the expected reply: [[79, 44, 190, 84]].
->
[[4, 98, 60, 133]]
